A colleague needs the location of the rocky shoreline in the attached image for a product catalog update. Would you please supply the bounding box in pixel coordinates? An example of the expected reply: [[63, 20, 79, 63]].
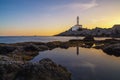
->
[[0, 37, 120, 80], [0, 37, 120, 60]]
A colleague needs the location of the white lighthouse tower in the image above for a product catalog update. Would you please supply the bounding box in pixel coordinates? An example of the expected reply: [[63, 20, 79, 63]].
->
[[77, 16, 79, 25], [71, 16, 82, 31]]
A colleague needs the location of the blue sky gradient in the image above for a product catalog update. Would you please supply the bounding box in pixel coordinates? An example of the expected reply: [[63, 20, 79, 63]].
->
[[0, 0, 120, 36]]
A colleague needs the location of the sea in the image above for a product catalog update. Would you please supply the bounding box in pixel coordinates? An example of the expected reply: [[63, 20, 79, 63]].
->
[[0, 36, 120, 80], [0, 36, 116, 43]]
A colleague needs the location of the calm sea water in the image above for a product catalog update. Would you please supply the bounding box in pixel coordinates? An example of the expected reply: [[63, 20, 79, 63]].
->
[[31, 47, 120, 80], [0, 36, 115, 43], [0, 36, 79, 43]]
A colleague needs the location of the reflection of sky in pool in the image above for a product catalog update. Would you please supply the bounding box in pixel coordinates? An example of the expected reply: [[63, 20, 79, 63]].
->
[[31, 47, 120, 80]]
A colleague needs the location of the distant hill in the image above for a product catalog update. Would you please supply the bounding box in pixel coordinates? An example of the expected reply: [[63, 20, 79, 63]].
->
[[55, 25, 120, 38]]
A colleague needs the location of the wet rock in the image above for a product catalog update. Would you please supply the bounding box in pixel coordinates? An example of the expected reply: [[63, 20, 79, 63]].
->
[[81, 42, 94, 48], [97, 39, 119, 44], [14, 42, 45, 46], [46, 41, 62, 49], [103, 43, 120, 57], [83, 35, 94, 41], [23, 43, 39, 51], [0, 63, 21, 80], [69, 39, 82, 42], [0, 45, 16, 54], [38, 45, 49, 51], [0, 55, 13, 61], [0, 58, 71, 80], [93, 45, 104, 49], [59, 42, 69, 49]]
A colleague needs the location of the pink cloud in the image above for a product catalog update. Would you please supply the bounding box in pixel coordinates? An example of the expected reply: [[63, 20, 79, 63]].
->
[[52, 0, 98, 11]]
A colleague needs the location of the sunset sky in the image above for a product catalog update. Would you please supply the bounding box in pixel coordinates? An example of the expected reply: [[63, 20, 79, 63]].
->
[[0, 0, 120, 36]]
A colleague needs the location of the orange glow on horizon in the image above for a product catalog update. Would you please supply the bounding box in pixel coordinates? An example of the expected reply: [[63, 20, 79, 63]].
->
[[0, 23, 119, 36], [0, 16, 120, 36]]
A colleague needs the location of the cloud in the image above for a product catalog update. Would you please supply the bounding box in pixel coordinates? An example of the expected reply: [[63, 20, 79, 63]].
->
[[52, 0, 98, 11]]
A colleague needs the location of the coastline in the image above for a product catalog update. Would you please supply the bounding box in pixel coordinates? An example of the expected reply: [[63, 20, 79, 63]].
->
[[0, 38, 120, 61], [0, 37, 120, 80]]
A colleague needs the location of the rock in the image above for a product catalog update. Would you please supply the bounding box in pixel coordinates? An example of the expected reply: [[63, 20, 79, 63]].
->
[[91, 27, 112, 37], [0, 58, 71, 80], [69, 39, 82, 42], [46, 41, 62, 49], [93, 44, 104, 49], [59, 42, 69, 49], [112, 25, 120, 37], [83, 36, 94, 41], [81, 42, 94, 48], [0, 63, 21, 80], [14, 42, 45, 46], [0, 45, 16, 54], [23, 43, 39, 51], [0, 55, 13, 61], [38, 45, 49, 51], [103, 43, 120, 57]]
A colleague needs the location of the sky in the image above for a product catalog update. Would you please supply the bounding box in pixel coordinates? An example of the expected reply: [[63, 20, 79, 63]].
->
[[0, 0, 120, 36]]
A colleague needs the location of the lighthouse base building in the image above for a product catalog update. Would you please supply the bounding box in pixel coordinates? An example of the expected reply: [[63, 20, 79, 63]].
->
[[71, 16, 82, 31]]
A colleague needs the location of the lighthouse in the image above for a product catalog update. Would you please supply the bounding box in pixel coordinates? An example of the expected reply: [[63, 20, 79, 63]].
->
[[77, 16, 79, 25], [71, 16, 82, 31]]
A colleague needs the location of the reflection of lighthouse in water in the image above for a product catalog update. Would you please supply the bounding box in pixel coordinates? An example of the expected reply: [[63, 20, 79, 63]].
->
[[76, 43, 79, 55]]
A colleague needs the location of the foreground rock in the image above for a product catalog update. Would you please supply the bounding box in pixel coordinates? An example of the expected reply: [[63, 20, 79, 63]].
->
[[0, 42, 49, 61], [0, 58, 71, 80], [0, 55, 13, 61], [0, 41, 69, 61], [103, 43, 120, 57], [0, 45, 16, 54]]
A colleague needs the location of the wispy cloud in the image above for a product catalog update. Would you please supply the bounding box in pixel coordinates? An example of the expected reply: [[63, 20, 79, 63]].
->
[[52, 0, 98, 11]]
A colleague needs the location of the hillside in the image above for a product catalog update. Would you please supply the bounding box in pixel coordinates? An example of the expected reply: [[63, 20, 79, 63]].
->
[[55, 25, 120, 37]]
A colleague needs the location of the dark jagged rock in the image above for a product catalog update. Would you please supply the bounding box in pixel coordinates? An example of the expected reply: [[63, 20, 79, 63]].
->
[[0, 63, 21, 80], [93, 44, 104, 49], [14, 42, 45, 46], [23, 43, 39, 51], [0, 58, 71, 80], [59, 42, 69, 49], [69, 39, 82, 42], [103, 43, 120, 57], [81, 42, 94, 48], [0, 45, 16, 54], [112, 25, 120, 37], [83, 36, 94, 41], [0, 55, 13, 61], [38, 45, 49, 51], [46, 41, 62, 49]]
